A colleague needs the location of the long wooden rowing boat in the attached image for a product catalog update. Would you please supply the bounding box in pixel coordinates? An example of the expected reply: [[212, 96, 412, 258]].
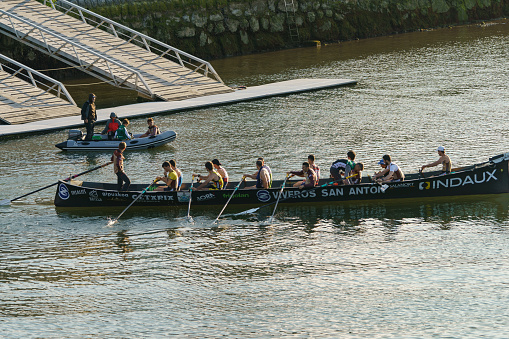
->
[[54, 152, 509, 207]]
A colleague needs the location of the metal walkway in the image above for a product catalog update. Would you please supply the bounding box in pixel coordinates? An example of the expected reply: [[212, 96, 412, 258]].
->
[[0, 53, 80, 125], [0, 0, 233, 101]]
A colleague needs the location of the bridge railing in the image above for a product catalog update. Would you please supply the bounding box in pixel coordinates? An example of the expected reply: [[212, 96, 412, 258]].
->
[[0, 53, 76, 106], [0, 8, 155, 98], [44, 0, 225, 85]]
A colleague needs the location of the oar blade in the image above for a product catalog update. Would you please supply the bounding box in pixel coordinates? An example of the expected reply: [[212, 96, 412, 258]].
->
[[0, 199, 11, 206], [233, 207, 260, 216]]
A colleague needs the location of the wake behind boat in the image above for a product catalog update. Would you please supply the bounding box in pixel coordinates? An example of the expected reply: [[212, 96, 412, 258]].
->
[[54, 152, 509, 207], [55, 129, 177, 151]]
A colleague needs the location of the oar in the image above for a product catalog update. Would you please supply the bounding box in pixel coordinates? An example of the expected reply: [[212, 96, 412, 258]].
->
[[234, 174, 357, 216], [268, 174, 290, 223], [0, 161, 113, 206], [107, 179, 158, 226], [186, 175, 195, 221], [212, 176, 245, 224]]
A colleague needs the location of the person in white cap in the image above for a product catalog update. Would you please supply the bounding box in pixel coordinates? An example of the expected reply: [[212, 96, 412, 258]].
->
[[421, 146, 452, 175]]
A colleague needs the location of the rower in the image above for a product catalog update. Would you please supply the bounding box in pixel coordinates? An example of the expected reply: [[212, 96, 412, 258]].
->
[[307, 154, 320, 183], [244, 158, 272, 188], [244, 160, 270, 189], [169, 159, 183, 190], [154, 161, 178, 191], [350, 163, 364, 184], [330, 150, 356, 183], [193, 161, 224, 190], [421, 146, 452, 175], [212, 159, 229, 189], [287, 162, 317, 189], [373, 154, 405, 183]]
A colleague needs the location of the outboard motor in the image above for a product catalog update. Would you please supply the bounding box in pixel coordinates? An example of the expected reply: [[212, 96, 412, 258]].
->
[[68, 129, 83, 141]]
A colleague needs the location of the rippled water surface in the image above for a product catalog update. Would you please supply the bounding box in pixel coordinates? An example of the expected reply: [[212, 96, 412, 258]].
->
[[1, 21, 509, 337]]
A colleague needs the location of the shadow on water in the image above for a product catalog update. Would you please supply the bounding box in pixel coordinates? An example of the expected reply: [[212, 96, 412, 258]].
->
[[55, 193, 509, 229]]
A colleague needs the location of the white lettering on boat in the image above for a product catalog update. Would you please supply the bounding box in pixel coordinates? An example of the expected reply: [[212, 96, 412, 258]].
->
[[131, 194, 174, 201], [418, 169, 498, 190]]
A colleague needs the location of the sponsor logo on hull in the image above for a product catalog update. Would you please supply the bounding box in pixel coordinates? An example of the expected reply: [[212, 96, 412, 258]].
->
[[58, 184, 70, 200], [419, 169, 497, 190]]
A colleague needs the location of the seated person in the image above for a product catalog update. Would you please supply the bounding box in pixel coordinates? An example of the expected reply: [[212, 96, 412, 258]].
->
[[308, 154, 320, 181], [421, 146, 452, 175], [287, 162, 317, 189], [212, 159, 229, 189], [139, 118, 160, 138], [350, 163, 364, 184], [154, 161, 178, 191], [244, 160, 270, 189], [373, 154, 405, 183], [102, 112, 121, 140], [330, 150, 356, 182], [169, 159, 182, 190], [193, 161, 223, 190], [114, 119, 132, 140]]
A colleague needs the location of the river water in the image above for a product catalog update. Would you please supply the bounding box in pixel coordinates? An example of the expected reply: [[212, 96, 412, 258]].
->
[[1, 20, 509, 337]]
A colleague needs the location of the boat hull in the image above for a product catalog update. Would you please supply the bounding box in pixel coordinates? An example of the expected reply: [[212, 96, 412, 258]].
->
[[55, 131, 176, 151], [54, 153, 509, 208]]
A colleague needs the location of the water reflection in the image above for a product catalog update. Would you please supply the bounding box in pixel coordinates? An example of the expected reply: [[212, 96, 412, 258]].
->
[[269, 194, 509, 230]]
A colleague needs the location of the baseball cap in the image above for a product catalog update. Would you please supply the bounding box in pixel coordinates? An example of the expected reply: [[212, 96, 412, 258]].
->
[[110, 112, 117, 118], [378, 159, 385, 165], [436, 146, 445, 152]]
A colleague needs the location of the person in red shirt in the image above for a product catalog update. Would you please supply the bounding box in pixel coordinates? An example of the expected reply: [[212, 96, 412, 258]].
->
[[102, 112, 121, 140]]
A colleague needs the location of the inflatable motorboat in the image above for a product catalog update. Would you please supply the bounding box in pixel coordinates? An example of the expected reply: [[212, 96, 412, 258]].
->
[[55, 129, 176, 151]]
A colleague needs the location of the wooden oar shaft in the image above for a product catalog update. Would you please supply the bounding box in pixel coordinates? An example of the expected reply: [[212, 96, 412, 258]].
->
[[110, 179, 157, 224], [236, 174, 357, 215], [3, 161, 113, 204], [213, 177, 245, 224], [269, 174, 290, 222], [187, 175, 195, 219]]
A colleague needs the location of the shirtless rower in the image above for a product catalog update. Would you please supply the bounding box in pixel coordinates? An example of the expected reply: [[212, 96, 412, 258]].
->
[[287, 162, 317, 189], [245, 157, 272, 188], [373, 154, 405, 183], [169, 159, 183, 190], [244, 160, 270, 189], [307, 154, 320, 183], [192, 161, 224, 190], [421, 146, 452, 175], [212, 159, 229, 189]]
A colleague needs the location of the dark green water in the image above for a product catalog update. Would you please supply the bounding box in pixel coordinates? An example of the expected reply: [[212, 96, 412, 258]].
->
[[1, 20, 509, 337]]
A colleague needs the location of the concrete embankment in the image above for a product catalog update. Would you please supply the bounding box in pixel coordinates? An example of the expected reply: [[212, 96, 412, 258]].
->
[[0, 0, 508, 68]]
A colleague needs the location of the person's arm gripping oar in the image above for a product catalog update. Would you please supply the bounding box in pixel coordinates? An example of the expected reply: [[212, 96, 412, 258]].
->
[[0, 161, 113, 206], [107, 179, 158, 226], [234, 174, 358, 216], [268, 173, 291, 223], [213, 176, 246, 224], [187, 175, 195, 221]]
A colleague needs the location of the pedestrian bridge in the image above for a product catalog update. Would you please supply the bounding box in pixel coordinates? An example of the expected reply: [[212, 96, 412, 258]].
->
[[0, 53, 80, 124], [0, 0, 232, 102]]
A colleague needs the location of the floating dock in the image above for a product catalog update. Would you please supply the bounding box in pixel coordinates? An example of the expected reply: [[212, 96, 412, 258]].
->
[[0, 78, 356, 138]]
